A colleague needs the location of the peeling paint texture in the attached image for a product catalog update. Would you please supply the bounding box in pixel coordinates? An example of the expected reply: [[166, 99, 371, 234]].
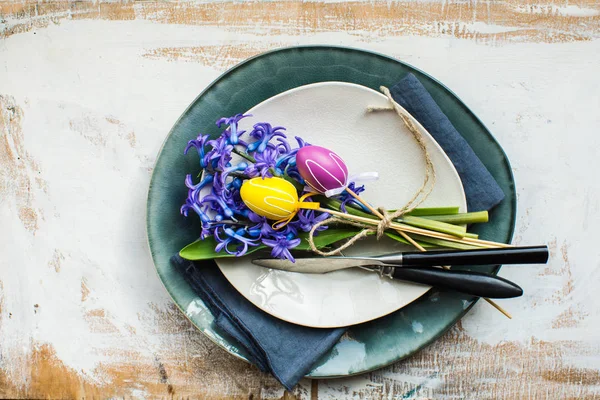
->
[[1, 0, 599, 398]]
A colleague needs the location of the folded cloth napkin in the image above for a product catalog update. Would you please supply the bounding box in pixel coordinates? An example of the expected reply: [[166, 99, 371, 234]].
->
[[171, 255, 346, 390], [390, 74, 505, 212], [173, 73, 505, 390]]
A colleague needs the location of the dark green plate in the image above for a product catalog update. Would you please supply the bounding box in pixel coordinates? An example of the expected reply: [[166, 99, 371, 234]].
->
[[146, 46, 516, 377]]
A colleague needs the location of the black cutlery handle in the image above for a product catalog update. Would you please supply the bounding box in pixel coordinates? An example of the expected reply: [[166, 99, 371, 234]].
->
[[392, 267, 523, 298], [401, 246, 548, 267]]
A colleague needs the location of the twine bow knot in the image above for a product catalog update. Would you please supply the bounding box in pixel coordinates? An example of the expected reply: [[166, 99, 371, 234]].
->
[[376, 207, 393, 239]]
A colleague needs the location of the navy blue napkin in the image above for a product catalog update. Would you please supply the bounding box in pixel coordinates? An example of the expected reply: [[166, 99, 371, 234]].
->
[[390, 74, 505, 211], [171, 255, 345, 390], [173, 73, 505, 390]]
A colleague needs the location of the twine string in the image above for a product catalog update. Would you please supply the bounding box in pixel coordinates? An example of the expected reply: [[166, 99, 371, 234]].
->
[[308, 86, 436, 256]]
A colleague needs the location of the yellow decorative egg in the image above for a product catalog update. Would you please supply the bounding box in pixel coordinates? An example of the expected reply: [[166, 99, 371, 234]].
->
[[240, 177, 299, 220]]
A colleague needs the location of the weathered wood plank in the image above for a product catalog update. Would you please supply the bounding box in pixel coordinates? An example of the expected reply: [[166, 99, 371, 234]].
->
[[2, 0, 599, 42]]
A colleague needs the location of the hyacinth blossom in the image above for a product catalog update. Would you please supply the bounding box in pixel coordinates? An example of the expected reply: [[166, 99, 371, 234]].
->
[[180, 114, 370, 262]]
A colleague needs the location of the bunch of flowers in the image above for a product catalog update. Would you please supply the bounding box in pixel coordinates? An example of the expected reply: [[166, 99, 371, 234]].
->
[[180, 114, 365, 261]]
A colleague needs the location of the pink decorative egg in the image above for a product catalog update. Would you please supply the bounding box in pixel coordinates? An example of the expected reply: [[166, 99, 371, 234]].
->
[[296, 146, 348, 193]]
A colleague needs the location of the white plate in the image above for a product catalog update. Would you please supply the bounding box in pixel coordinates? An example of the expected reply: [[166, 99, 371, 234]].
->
[[217, 82, 466, 328]]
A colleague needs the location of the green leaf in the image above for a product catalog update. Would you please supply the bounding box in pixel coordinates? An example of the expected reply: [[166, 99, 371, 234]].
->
[[295, 228, 363, 250], [179, 238, 267, 261], [179, 228, 363, 261]]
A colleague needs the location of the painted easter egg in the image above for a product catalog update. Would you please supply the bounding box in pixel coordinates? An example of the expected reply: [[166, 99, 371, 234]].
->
[[240, 177, 299, 220], [296, 146, 348, 193]]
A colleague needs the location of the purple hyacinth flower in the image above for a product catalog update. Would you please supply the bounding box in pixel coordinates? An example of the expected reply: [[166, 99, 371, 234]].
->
[[262, 233, 301, 262], [181, 173, 215, 223], [185, 173, 214, 192], [217, 153, 233, 171], [284, 165, 304, 185], [184, 134, 211, 168], [247, 123, 287, 153], [294, 136, 310, 150], [217, 114, 250, 145], [205, 136, 233, 170], [243, 163, 259, 178], [280, 221, 299, 238], [218, 161, 248, 187], [201, 194, 234, 218], [297, 209, 330, 233], [246, 224, 262, 238], [214, 226, 260, 256], [253, 147, 279, 178], [248, 211, 271, 237], [200, 225, 212, 239], [180, 193, 211, 223], [272, 136, 291, 154], [211, 174, 227, 197], [339, 182, 367, 213], [275, 147, 298, 169]]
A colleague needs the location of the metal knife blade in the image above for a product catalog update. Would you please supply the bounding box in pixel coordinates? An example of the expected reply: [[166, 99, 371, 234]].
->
[[251, 257, 388, 274]]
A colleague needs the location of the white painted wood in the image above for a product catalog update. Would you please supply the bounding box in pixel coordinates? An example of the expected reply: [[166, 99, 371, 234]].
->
[[1, 3, 599, 397]]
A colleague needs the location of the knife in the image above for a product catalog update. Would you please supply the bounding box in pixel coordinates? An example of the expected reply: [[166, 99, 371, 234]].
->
[[253, 246, 549, 271], [251, 246, 548, 298]]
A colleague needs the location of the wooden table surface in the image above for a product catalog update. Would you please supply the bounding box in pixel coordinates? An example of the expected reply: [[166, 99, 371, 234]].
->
[[1, 1, 599, 398]]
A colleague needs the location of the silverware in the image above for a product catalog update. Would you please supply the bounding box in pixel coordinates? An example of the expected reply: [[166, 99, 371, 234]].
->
[[251, 246, 548, 298]]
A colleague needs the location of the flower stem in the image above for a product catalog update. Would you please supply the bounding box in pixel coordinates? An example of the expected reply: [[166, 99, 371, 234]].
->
[[269, 167, 280, 177], [385, 232, 433, 248], [463, 232, 479, 239], [401, 215, 467, 238], [406, 207, 460, 216], [420, 211, 489, 225], [322, 196, 467, 238], [317, 207, 511, 248], [228, 171, 251, 179], [407, 233, 480, 250], [323, 198, 465, 220], [232, 147, 256, 163]]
